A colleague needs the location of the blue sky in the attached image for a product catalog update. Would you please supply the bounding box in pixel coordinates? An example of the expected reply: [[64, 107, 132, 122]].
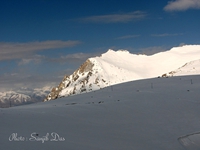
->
[[1, 0, 200, 90]]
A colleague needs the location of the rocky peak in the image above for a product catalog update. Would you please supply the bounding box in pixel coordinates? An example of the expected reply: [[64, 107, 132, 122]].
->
[[79, 59, 94, 73], [44, 59, 96, 101]]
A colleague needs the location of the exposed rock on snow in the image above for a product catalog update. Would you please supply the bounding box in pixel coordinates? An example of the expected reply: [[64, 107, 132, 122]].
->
[[45, 59, 106, 101]]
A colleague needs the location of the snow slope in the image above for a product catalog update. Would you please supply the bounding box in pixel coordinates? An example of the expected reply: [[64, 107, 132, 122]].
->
[[162, 59, 200, 77], [1, 75, 200, 150], [45, 45, 200, 101]]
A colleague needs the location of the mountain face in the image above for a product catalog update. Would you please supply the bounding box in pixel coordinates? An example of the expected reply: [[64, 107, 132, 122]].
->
[[0, 87, 52, 108], [44, 45, 200, 101]]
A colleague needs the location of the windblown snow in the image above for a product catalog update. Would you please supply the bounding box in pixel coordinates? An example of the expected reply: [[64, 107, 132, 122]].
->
[[45, 45, 200, 101]]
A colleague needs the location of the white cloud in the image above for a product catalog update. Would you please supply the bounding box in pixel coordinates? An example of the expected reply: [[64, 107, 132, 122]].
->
[[164, 0, 200, 11], [49, 52, 101, 64], [18, 59, 32, 65], [151, 33, 183, 37], [79, 11, 147, 23], [179, 42, 186, 46], [0, 40, 81, 61], [116, 35, 141, 39], [18, 55, 45, 65]]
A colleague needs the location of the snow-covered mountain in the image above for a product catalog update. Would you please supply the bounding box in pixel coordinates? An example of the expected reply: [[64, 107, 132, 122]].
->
[[0, 86, 52, 108], [0, 91, 31, 107], [45, 45, 200, 101]]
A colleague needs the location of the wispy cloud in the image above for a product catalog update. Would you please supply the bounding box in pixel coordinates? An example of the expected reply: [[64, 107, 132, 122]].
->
[[0, 40, 81, 61], [116, 35, 141, 39], [18, 55, 45, 65], [78, 11, 147, 23], [164, 0, 200, 11], [0, 73, 61, 91], [151, 33, 183, 37]]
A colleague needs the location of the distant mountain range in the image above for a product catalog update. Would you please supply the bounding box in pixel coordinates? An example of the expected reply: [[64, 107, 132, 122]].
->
[[44, 45, 200, 101], [0, 86, 52, 108]]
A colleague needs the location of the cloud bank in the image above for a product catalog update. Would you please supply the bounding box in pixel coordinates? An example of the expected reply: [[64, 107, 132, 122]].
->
[[79, 11, 147, 23], [17, 52, 101, 65], [164, 0, 200, 11], [0, 40, 81, 61]]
